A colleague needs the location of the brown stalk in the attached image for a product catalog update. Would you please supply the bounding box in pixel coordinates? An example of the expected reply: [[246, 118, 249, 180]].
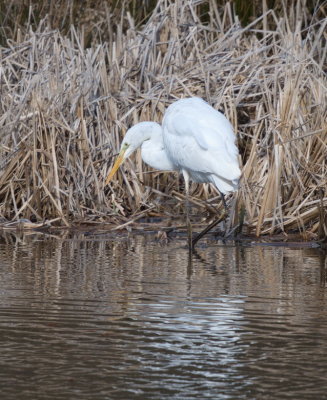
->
[[0, 0, 325, 236]]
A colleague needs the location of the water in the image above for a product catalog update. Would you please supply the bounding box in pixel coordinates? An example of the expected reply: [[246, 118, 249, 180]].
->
[[0, 231, 326, 399]]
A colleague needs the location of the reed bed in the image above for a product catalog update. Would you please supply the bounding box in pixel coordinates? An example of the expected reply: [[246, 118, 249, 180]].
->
[[0, 0, 326, 237]]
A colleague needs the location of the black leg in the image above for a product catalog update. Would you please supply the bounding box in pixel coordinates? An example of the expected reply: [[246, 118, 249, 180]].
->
[[191, 192, 228, 251], [182, 171, 193, 252], [220, 192, 228, 212], [191, 210, 226, 250], [186, 196, 193, 252]]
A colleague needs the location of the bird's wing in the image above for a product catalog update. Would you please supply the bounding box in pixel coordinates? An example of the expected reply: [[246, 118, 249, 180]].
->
[[162, 98, 240, 181]]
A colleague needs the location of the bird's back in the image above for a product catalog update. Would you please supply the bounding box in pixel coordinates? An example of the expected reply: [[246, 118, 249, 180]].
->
[[162, 97, 241, 194]]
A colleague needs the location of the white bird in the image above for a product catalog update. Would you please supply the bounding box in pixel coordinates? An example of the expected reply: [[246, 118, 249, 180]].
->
[[106, 97, 241, 248]]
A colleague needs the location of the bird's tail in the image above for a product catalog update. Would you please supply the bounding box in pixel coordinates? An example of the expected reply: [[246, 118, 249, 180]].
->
[[210, 174, 239, 194]]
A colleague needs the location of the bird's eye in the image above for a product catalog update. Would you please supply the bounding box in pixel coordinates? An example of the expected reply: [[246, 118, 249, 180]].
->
[[123, 143, 129, 149]]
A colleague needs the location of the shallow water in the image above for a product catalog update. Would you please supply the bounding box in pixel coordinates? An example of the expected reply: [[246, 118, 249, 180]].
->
[[0, 231, 326, 400]]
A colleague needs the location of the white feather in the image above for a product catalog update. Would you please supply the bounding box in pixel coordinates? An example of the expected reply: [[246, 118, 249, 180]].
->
[[119, 97, 241, 194]]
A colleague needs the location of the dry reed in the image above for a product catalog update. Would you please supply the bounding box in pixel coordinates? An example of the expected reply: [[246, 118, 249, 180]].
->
[[0, 0, 326, 237]]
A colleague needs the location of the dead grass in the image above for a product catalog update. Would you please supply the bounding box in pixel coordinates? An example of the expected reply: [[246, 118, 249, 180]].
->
[[0, 0, 326, 237]]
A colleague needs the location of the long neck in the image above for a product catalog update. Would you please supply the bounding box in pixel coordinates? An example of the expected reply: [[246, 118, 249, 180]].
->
[[140, 123, 175, 171]]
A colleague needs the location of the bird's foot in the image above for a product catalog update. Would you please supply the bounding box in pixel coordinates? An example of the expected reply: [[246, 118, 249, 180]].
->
[[191, 211, 227, 250]]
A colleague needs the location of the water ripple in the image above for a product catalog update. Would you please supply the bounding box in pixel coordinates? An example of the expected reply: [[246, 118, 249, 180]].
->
[[0, 233, 326, 399]]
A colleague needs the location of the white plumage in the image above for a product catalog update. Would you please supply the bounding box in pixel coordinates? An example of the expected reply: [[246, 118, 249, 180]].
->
[[106, 97, 241, 195]]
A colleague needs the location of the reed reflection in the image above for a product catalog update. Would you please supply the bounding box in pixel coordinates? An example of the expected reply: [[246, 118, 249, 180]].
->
[[0, 232, 326, 400]]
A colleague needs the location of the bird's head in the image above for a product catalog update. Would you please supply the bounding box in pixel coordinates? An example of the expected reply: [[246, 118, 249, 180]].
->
[[105, 122, 159, 185]]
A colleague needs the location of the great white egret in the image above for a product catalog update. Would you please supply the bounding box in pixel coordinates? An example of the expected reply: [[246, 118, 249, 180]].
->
[[106, 97, 241, 249]]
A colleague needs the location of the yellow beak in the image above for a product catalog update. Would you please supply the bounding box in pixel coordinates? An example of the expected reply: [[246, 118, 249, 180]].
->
[[105, 148, 127, 185]]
